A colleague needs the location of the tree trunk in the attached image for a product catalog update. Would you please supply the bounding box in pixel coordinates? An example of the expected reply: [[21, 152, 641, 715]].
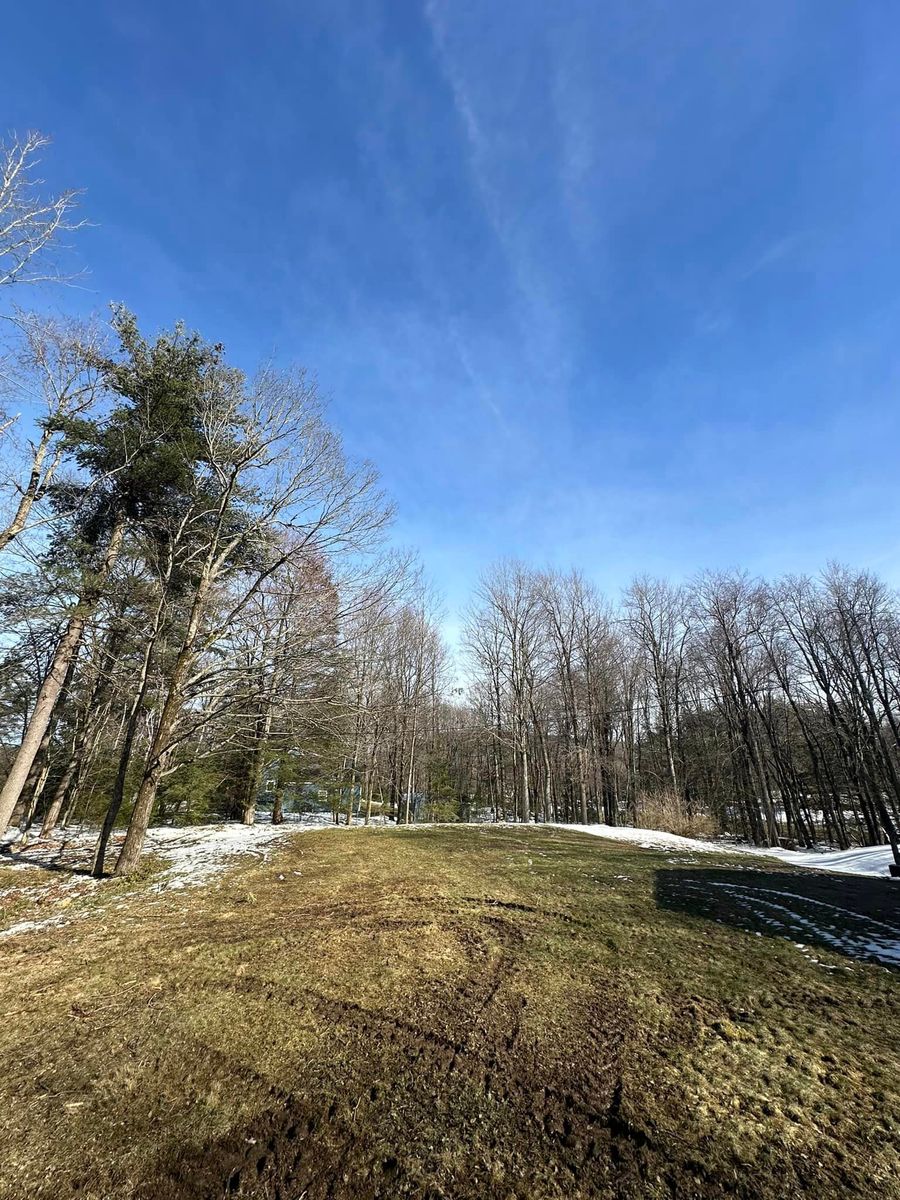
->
[[113, 713, 176, 876], [0, 515, 124, 834], [91, 606, 165, 875], [0, 427, 56, 553], [44, 619, 128, 839], [113, 551, 219, 875], [242, 703, 273, 826], [40, 758, 78, 838], [272, 785, 285, 825], [520, 735, 531, 823], [345, 743, 359, 827]]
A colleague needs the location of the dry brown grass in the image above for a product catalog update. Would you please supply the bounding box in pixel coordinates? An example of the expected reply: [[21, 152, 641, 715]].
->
[[635, 789, 720, 838], [0, 825, 897, 1200]]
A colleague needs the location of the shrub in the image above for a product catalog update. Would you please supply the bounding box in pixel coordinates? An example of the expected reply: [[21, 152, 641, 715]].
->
[[635, 790, 719, 839]]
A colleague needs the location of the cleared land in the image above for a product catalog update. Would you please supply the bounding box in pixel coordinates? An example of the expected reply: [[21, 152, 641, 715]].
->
[[0, 825, 898, 1199]]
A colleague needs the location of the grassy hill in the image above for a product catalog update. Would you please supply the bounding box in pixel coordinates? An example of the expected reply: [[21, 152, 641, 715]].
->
[[1, 825, 898, 1199]]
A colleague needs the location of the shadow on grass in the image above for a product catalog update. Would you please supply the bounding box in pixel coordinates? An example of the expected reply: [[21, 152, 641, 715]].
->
[[0, 843, 95, 878], [655, 865, 900, 968]]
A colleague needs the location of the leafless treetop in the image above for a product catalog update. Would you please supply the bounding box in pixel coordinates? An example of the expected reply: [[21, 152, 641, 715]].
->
[[0, 131, 84, 288]]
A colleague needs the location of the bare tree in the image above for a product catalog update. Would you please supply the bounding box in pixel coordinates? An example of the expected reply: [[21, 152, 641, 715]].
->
[[0, 132, 83, 289], [625, 577, 690, 801], [466, 562, 542, 822], [0, 312, 104, 554]]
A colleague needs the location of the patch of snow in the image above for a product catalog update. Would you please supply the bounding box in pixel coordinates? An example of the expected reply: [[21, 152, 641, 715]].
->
[[550, 823, 897, 878], [144, 814, 336, 889], [684, 880, 900, 967], [0, 812, 341, 936], [766, 844, 897, 877], [0, 913, 73, 939]]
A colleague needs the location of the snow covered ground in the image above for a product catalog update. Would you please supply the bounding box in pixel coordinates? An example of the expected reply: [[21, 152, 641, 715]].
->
[[144, 812, 338, 888], [552, 823, 897, 878], [0, 812, 341, 884], [0, 813, 340, 937]]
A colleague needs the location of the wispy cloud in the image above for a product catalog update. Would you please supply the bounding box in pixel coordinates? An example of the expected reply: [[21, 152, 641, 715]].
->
[[423, 0, 575, 396], [24, 0, 899, 613], [738, 230, 813, 281]]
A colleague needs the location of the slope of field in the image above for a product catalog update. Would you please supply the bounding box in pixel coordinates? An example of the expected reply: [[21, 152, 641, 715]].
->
[[0, 825, 898, 1200], [554, 823, 898, 878]]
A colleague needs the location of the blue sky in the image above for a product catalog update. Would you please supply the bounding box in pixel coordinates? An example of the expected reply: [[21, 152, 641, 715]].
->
[[4, 0, 900, 628]]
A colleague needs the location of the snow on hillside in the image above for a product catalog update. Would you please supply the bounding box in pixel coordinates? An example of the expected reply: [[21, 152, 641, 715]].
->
[[0, 814, 340, 938], [553, 823, 896, 878], [766, 843, 896, 877], [145, 813, 336, 888]]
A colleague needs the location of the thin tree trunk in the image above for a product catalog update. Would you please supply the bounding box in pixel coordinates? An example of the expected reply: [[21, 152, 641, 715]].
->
[[113, 551, 217, 875], [43, 616, 129, 838], [520, 731, 531, 823], [346, 740, 360, 827], [0, 427, 57, 553], [92, 629, 160, 876], [0, 514, 124, 833], [404, 704, 418, 825]]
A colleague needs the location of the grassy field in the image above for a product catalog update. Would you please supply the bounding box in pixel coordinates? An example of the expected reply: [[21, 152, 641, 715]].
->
[[1, 825, 898, 1199]]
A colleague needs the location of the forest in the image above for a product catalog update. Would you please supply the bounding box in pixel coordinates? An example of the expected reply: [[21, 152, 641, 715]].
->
[[2, 132, 900, 876]]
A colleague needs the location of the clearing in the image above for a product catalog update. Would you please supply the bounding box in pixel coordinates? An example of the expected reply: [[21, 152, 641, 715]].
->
[[0, 824, 898, 1199]]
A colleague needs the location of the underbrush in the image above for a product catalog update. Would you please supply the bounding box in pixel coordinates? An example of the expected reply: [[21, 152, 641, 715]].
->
[[635, 790, 719, 838]]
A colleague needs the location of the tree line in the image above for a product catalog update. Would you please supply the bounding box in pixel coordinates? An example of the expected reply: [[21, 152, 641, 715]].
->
[[461, 562, 900, 869], [1, 130, 899, 874]]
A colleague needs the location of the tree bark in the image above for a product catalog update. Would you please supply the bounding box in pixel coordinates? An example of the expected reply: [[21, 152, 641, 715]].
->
[[114, 555, 213, 875], [0, 515, 124, 834], [92, 625, 160, 876], [0, 427, 58, 553]]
